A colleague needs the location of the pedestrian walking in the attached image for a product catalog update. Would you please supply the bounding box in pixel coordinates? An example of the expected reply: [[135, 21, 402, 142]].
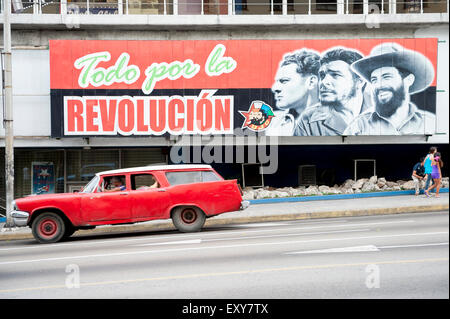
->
[[423, 146, 437, 194], [425, 152, 443, 198], [411, 157, 426, 195]]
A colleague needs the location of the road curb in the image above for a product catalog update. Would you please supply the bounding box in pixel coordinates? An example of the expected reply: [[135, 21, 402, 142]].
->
[[0, 203, 447, 242]]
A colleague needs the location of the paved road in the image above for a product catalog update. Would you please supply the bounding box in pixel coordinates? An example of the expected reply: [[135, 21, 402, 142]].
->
[[0, 211, 448, 299]]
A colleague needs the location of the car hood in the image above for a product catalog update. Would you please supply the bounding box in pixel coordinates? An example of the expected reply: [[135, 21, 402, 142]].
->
[[15, 192, 83, 206]]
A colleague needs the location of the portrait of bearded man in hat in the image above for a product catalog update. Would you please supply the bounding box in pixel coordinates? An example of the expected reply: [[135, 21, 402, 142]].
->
[[344, 42, 436, 135]]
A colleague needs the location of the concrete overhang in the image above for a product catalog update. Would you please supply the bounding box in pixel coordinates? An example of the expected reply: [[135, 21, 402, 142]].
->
[[0, 13, 448, 31]]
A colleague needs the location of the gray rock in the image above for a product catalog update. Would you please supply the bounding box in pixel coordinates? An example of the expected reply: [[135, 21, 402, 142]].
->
[[242, 191, 255, 200], [386, 181, 398, 188], [342, 179, 355, 189], [352, 178, 367, 190], [362, 182, 378, 192], [292, 188, 306, 196], [318, 185, 331, 194], [369, 176, 378, 184], [274, 187, 293, 196], [342, 188, 354, 194], [401, 181, 416, 190], [254, 189, 272, 199], [273, 190, 290, 198], [377, 177, 387, 188], [305, 186, 320, 196], [331, 187, 343, 194]]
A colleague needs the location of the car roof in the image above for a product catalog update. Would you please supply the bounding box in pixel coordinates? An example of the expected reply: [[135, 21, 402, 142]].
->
[[97, 164, 213, 176]]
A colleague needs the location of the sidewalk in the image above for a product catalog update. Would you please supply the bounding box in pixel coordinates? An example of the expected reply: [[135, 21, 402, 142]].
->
[[0, 191, 448, 241]]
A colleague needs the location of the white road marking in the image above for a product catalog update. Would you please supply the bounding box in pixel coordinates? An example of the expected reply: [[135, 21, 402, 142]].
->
[[231, 223, 290, 227], [285, 245, 380, 255], [135, 229, 370, 247], [285, 242, 450, 255], [197, 229, 371, 243], [0, 231, 446, 266], [284, 219, 349, 225], [136, 239, 202, 247], [378, 242, 449, 249], [0, 219, 414, 252]]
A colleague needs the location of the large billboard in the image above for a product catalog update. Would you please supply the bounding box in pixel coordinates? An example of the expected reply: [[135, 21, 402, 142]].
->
[[50, 39, 437, 137]]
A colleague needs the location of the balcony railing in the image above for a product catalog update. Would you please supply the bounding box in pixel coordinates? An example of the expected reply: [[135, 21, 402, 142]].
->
[[4, 0, 449, 15]]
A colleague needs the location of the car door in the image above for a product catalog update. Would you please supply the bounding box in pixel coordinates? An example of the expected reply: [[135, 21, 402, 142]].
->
[[81, 174, 132, 222], [129, 173, 171, 219]]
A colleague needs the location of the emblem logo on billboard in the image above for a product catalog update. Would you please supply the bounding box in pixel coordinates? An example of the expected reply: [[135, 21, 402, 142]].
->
[[239, 101, 275, 132]]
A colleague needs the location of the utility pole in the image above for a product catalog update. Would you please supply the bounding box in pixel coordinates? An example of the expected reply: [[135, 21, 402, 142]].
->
[[2, 0, 15, 228]]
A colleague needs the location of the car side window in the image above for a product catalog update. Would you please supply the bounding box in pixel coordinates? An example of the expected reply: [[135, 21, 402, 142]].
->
[[131, 174, 159, 190], [100, 175, 127, 192], [201, 171, 221, 182], [166, 171, 201, 186], [165, 170, 220, 186]]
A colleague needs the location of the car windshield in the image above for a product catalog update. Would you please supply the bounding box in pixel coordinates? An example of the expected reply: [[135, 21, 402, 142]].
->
[[82, 175, 100, 193]]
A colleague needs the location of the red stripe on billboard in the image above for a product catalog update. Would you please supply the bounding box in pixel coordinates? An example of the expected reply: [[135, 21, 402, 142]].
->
[[49, 39, 438, 91]]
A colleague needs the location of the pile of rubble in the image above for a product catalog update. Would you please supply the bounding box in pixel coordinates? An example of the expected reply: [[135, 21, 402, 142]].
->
[[242, 176, 449, 200]]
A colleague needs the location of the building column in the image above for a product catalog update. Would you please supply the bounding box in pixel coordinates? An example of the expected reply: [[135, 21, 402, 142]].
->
[[390, 0, 396, 14], [337, 0, 345, 14], [61, 0, 67, 14], [118, 0, 123, 15]]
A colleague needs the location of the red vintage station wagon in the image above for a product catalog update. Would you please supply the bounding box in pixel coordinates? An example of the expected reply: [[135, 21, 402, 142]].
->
[[10, 164, 249, 243]]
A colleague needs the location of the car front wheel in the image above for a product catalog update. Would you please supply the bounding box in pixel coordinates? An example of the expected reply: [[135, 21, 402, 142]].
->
[[172, 206, 206, 233], [32, 212, 67, 244]]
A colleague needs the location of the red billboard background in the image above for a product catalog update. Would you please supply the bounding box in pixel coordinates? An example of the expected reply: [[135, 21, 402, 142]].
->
[[50, 39, 437, 90]]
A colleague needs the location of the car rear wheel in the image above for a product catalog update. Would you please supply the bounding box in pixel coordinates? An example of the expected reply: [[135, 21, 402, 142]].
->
[[32, 212, 67, 244], [172, 206, 206, 233]]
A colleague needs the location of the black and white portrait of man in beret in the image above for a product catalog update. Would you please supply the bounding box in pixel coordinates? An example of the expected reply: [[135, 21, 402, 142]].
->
[[296, 47, 373, 136]]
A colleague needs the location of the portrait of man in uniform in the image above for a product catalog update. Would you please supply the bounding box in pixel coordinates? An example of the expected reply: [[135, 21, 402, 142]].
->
[[297, 47, 373, 136]]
